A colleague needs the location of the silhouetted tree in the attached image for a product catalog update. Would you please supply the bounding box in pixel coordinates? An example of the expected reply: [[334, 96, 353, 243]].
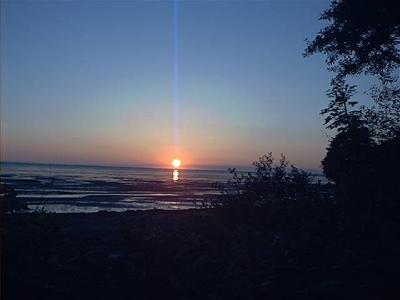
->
[[320, 77, 374, 198], [373, 131, 400, 206], [304, 0, 400, 79], [321, 77, 361, 131], [364, 83, 400, 140], [322, 126, 374, 204], [305, 0, 400, 206], [305, 0, 400, 139]]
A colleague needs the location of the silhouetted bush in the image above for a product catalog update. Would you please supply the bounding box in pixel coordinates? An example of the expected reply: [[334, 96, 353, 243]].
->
[[216, 153, 320, 213]]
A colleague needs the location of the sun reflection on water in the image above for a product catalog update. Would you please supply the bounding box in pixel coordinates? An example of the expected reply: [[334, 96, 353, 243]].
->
[[173, 170, 179, 182]]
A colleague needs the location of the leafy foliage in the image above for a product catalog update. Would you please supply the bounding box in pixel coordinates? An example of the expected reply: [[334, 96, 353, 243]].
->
[[321, 78, 361, 131], [217, 153, 317, 210], [322, 127, 373, 184], [304, 0, 400, 79], [305, 0, 400, 139], [322, 125, 400, 207], [364, 79, 400, 139], [304, 0, 400, 208]]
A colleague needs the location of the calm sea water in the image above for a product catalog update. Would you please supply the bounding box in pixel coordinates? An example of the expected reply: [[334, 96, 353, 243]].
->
[[1, 162, 231, 213]]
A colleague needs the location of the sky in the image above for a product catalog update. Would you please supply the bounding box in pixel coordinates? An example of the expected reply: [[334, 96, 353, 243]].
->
[[1, 0, 336, 170]]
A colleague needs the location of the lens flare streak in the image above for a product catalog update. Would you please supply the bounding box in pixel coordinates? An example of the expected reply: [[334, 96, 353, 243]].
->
[[173, 0, 180, 151]]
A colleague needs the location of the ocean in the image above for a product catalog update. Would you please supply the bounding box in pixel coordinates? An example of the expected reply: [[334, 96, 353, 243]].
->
[[1, 162, 231, 213]]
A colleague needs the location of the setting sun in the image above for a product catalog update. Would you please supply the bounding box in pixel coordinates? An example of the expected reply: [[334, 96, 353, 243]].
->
[[171, 159, 181, 168]]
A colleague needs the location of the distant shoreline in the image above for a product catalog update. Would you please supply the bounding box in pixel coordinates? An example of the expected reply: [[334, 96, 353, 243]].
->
[[0, 160, 323, 175], [0, 161, 233, 173]]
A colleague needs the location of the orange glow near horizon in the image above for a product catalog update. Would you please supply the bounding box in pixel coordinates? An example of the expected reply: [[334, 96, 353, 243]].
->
[[171, 158, 181, 168]]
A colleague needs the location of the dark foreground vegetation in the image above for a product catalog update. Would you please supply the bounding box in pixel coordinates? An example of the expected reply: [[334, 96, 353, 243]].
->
[[2, 202, 400, 300]]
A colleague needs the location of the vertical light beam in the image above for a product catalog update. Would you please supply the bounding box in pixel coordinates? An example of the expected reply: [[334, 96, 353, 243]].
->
[[173, 0, 180, 152]]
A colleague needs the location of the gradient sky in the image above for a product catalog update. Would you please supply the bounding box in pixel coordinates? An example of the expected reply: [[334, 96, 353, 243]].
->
[[2, 0, 339, 170]]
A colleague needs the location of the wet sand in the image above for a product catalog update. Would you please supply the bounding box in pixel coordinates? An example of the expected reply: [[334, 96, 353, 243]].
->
[[1, 163, 229, 212]]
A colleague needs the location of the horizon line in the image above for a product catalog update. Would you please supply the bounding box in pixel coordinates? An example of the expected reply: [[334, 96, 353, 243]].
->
[[0, 160, 245, 172], [0, 160, 323, 175]]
